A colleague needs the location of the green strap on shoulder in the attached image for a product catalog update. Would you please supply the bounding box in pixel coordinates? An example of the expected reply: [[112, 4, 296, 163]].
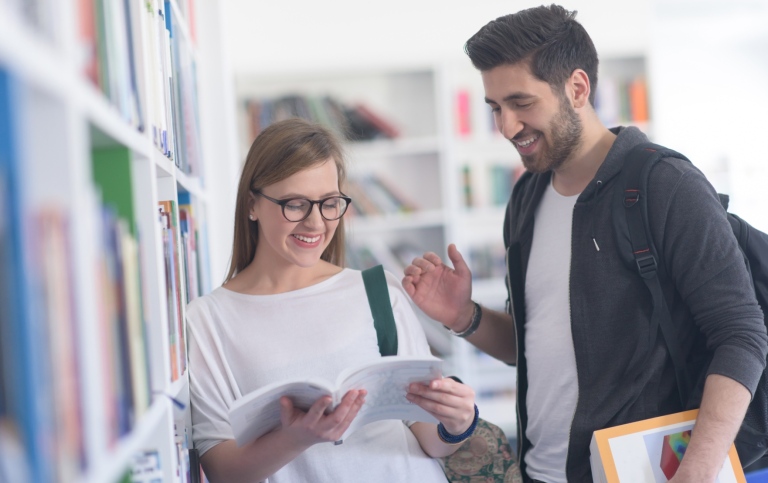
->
[[362, 265, 398, 356]]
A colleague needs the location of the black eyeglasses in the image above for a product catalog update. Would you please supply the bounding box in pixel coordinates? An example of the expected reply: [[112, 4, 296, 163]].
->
[[252, 190, 352, 222]]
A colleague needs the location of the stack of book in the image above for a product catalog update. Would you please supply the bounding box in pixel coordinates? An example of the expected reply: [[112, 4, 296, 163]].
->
[[243, 95, 400, 142]]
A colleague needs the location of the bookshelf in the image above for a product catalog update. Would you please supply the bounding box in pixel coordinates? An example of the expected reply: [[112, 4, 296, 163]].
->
[[445, 55, 652, 302], [233, 66, 514, 435], [234, 56, 654, 438], [0, 1, 236, 482]]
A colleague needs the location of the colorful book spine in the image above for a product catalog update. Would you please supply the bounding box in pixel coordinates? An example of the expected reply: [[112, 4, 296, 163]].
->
[[456, 89, 471, 136], [0, 71, 56, 483], [159, 200, 187, 379]]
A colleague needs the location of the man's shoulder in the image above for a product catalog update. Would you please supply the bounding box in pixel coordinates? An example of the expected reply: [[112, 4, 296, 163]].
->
[[648, 152, 711, 198]]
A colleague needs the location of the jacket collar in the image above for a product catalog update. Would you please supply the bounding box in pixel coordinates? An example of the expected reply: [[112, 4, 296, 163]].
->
[[578, 126, 651, 201]]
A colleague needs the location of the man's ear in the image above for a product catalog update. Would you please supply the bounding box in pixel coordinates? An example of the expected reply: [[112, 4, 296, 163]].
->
[[568, 69, 591, 109]]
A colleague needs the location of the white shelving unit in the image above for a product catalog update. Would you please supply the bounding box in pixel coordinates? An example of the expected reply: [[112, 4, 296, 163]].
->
[[231, 51, 653, 442], [0, 1, 237, 482], [439, 63, 520, 436], [234, 64, 523, 436]]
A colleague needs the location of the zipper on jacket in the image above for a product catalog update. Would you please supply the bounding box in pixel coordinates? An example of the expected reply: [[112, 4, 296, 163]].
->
[[590, 180, 603, 252], [506, 247, 524, 465], [565, 178, 599, 478]]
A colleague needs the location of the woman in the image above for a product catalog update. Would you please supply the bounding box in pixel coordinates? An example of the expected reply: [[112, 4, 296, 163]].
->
[[187, 118, 477, 482]]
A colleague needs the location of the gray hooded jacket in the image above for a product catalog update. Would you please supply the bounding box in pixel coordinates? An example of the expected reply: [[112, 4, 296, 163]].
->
[[503, 126, 767, 482]]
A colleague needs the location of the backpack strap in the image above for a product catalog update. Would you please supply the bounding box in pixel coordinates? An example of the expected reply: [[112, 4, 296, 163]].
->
[[362, 265, 398, 356], [616, 142, 693, 407]]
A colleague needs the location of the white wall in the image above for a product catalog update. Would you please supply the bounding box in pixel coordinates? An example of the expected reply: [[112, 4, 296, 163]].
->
[[649, 0, 768, 231], [220, 0, 651, 74], [219, 0, 768, 232]]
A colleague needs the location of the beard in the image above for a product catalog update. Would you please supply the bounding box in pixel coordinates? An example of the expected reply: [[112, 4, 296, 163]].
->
[[518, 98, 583, 174]]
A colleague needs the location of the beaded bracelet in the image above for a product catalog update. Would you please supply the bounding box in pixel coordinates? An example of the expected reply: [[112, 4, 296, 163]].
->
[[437, 404, 479, 445]]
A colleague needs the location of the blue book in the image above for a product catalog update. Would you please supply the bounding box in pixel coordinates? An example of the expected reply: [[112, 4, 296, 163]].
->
[[0, 68, 55, 483]]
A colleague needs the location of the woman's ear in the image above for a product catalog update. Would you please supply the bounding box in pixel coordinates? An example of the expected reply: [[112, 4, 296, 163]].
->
[[248, 190, 258, 222]]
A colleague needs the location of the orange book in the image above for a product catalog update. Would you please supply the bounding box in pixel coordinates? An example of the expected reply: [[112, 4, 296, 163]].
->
[[628, 77, 649, 123], [590, 409, 745, 482]]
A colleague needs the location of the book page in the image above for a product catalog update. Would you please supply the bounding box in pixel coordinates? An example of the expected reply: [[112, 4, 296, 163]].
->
[[229, 380, 333, 446], [228, 356, 444, 446], [336, 357, 443, 440]]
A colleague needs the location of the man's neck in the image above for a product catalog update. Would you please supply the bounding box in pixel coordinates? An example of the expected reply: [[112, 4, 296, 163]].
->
[[552, 119, 616, 197]]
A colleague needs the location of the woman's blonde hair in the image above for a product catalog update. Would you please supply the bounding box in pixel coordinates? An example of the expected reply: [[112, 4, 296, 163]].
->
[[224, 118, 347, 283]]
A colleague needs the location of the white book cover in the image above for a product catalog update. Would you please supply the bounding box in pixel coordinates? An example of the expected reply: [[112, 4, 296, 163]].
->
[[590, 409, 745, 483], [229, 356, 443, 446]]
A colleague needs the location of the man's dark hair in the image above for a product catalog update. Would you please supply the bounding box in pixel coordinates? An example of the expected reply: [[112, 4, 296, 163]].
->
[[464, 4, 599, 105]]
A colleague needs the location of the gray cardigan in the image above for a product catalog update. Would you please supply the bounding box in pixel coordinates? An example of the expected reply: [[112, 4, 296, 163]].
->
[[503, 126, 767, 482]]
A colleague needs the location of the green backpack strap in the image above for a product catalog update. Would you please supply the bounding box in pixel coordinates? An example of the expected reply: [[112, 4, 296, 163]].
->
[[361, 265, 398, 356]]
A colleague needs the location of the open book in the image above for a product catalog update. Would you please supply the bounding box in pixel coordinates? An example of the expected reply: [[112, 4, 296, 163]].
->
[[590, 409, 745, 483], [229, 356, 443, 446]]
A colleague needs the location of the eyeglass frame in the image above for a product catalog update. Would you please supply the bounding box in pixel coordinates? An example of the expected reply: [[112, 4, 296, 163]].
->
[[250, 189, 353, 222]]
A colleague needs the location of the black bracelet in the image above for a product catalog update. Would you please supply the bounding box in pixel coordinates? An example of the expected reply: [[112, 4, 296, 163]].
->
[[437, 404, 479, 445], [445, 302, 482, 338]]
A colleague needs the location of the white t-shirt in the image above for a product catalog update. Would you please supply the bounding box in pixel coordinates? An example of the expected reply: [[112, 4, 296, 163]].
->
[[523, 180, 579, 483], [186, 268, 448, 483]]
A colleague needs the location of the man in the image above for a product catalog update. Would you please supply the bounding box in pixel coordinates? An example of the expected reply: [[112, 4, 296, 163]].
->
[[402, 5, 767, 482]]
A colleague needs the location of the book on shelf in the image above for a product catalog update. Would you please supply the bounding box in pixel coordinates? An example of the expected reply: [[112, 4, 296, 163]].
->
[[100, 209, 140, 437], [468, 243, 507, 280], [117, 218, 151, 421], [178, 192, 209, 302], [461, 164, 473, 208], [344, 174, 419, 217], [129, 449, 163, 482], [595, 76, 650, 127], [78, 0, 203, 174], [455, 89, 471, 136], [77, 0, 100, 86], [590, 409, 745, 483], [343, 180, 380, 217], [358, 176, 402, 215], [159, 200, 187, 381], [242, 95, 399, 142], [166, 6, 181, 166], [147, 0, 168, 154], [344, 243, 381, 271], [91, 145, 155, 431], [390, 242, 428, 271], [489, 164, 514, 207], [229, 356, 443, 446], [36, 210, 86, 481], [4, 0, 57, 35], [159, 5, 175, 161], [374, 174, 418, 212], [351, 103, 399, 139], [174, 421, 191, 483], [628, 77, 649, 123], [91, 145, 138, 232]]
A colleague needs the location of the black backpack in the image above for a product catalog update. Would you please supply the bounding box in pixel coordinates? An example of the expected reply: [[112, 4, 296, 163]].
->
[[613, 142, 768, 467]]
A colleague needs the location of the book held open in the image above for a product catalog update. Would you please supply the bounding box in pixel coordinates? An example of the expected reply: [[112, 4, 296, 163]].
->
[[590, 409, 745, 483], [229, 356, 443, 446]]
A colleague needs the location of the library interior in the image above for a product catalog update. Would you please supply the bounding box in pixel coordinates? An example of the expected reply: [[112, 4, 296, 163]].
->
[[1, 0, 767, 481]]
